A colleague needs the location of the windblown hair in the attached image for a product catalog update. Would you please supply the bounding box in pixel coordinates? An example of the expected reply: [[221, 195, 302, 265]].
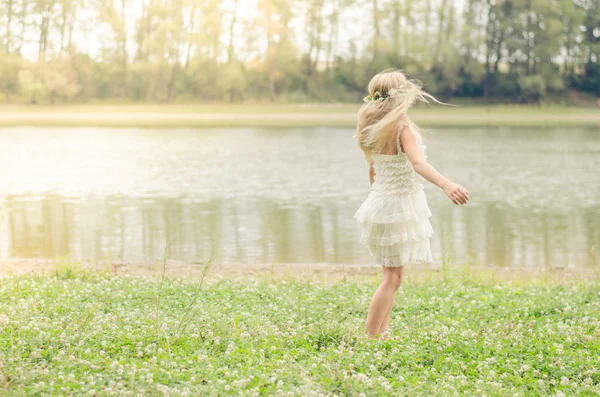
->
[[356, 69, 444, 161]]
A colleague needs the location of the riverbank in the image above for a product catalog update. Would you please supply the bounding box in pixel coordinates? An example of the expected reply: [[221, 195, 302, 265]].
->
[[1, 104, 598, 128], [1, 258, 599, 285], [0, 264, 598, 395]]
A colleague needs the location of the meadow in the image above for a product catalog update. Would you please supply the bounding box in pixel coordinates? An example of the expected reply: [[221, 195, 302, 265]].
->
[[0, 104, 598, 128], [0, 262, 599, 396]]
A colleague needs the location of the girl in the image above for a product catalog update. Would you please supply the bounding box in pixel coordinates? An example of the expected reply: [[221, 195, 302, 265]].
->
[[353, 69, 469, 340]]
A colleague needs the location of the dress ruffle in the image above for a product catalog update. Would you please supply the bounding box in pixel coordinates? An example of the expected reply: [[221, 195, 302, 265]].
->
[[353, 189, 431, 224], [354, 188, 434, 267], [367, 239, 433, 267], [358, 218, 434, 246]]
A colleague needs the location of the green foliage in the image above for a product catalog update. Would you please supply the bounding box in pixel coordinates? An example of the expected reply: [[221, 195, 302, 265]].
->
[[40, 61, 81, 103], [489, 73, 520, 101], [0, 54, 20, 99], [216, 62, 249, 102], [576, 63, 600, 96], [17, 69, 45, 104], [0, 0, 597, 104], [518, 74, 547, 103]]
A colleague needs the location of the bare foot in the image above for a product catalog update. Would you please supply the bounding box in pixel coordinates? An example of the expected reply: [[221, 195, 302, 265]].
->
[[377, 328, 391, 341]]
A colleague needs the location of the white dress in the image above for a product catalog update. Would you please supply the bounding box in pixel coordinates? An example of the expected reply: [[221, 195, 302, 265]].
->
[[353, 124, 434, 267]]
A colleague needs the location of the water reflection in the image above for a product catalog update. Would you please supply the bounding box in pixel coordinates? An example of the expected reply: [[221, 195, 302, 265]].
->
[[0, 126, 599, 268], [1, 194, 598, 268]]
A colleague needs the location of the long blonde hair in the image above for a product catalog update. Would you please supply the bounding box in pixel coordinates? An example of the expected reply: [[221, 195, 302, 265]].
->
[[355, 69, 444, 161]]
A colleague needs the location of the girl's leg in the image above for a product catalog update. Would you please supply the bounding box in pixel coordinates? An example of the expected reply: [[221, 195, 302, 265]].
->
[[364, 266, 404, 338], [377, 296, 395, 335], [377, 266, 404, 335]]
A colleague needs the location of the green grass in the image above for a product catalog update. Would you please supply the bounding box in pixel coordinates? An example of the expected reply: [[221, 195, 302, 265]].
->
[[1, 267, 599, 396], [0, 103, 598, 128]]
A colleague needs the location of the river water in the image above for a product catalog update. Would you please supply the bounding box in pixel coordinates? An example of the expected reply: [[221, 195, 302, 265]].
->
[[0, 126, 598, 268]]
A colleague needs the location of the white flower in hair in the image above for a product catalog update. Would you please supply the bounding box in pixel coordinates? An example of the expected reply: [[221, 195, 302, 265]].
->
[[387, 84, 405, 98], [363, 84, 406, 103]]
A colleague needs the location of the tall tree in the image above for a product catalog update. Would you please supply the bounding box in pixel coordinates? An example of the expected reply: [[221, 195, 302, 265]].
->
[[227, 0, 239, 63]]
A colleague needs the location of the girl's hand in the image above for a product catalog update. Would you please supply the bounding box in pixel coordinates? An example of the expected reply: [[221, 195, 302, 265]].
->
[[442, 182, 469, 205]]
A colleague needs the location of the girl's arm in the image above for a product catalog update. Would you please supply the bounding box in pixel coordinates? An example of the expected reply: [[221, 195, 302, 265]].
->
[[368, 158, 375, 185], [399, 125, 469, 205]]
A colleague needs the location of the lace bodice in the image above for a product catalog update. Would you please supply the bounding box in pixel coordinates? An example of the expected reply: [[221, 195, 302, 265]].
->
[[370, 123, 426, 195]]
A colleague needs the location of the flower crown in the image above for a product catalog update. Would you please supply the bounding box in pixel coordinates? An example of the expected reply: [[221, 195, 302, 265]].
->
[[363, 84, 405, 103]]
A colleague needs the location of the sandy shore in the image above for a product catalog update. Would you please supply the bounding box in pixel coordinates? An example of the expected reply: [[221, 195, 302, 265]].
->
[[1, 258, 598, 284], [1, 106, 598, 128]]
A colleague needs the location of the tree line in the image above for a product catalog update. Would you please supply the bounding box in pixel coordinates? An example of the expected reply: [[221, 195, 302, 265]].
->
[[0, 0, 598, 105]]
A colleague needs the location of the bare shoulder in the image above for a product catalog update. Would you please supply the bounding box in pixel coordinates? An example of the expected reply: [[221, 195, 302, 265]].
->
[[398, 122, 416, 146], [399, 123, 425, 164]]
